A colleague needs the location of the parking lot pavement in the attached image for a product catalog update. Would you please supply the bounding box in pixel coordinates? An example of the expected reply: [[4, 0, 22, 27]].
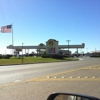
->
[[0, 65, 100, 100]]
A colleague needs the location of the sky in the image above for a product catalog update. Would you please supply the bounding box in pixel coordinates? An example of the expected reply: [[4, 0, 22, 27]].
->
[[0, 0, 100, 54]]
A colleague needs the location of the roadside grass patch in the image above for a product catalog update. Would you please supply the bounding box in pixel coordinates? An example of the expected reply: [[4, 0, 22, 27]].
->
[[0, 57, 78, 65]]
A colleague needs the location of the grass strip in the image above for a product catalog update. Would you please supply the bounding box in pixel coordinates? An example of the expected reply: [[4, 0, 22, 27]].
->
[[0, 57, 78, 65]]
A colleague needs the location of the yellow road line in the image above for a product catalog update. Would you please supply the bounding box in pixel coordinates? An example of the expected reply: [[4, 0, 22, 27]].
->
[[33, 78, 100, 82], [40, 64, 100, 77], [26, 64, 100, 82], [0, 81, 26, 89]]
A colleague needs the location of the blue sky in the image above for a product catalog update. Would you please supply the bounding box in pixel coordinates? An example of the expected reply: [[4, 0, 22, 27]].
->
[[0, 0, 100, 54]]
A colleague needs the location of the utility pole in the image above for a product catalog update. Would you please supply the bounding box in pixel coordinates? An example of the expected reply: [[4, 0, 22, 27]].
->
[[87, 48, 88, 53], [95, 48, 96, 52], [66, 40, 71, 57], [22, 43, 24, 64]]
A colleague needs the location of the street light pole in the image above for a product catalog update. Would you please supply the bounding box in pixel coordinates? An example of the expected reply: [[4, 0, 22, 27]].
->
[[66, 40, 71, 57], [95, 48, 96, 52], [22, 43, 24, 64], [87, 48, 88, 53]]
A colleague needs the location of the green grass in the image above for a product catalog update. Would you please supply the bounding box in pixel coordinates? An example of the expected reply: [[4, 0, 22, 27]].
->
[[0, 57, 79, 65]]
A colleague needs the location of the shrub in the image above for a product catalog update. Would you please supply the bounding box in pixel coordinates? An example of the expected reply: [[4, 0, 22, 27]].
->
[[0, 55, 2, 59], [42, 54, 65, 59], [50, 54, 64, 59], [2, 55, 12, 59], [42, 55, 50, 58]]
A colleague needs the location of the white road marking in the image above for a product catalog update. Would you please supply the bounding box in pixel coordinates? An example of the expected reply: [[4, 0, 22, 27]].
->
[[15, 80, 22, 82]]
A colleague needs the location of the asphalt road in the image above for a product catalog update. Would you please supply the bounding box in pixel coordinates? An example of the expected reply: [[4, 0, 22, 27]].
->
[[0, 57, 99, 84], [0, 57, 100, 100]]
